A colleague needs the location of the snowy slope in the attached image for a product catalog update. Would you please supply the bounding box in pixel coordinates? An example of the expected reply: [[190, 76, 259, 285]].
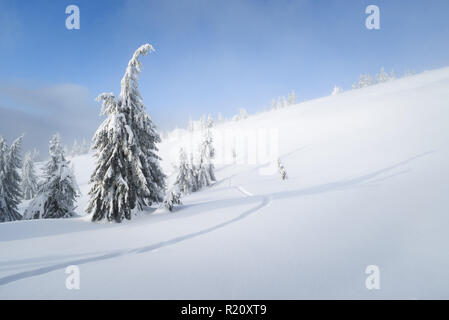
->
[[1, 67, 449, 299]]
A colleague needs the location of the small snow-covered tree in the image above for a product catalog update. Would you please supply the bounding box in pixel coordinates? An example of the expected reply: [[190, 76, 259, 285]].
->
[[71, 139, 80, 157], [233, 108, 248, 121], [287, 90, 296, 105], [174, 148, 196, 195], [195, 143, 215, 189], [376, 67, 389, 83], [277, 96, 284, 109], [80, 138, 89, 154], [24, 134, 79, 220], [278, 158, 288, 181], [404, 70, 416, 77], [271, 98, 277, 110], [189, 153, 200, 192], [389, 69, 396, 81], [0, 135, 24, 222], [192, 119, 215, 191], [217, 112, 224, 123], [87, 44, 166, 223], [282, 96, 288, 108], [196, 155, 211, 189], [21, 151, 38, 200], [331, 86, 343, 95], [163, 187, 182, 212], [205, 116, 216, 181], [354, 74, 374, 89], [187, 116, 196, 132]]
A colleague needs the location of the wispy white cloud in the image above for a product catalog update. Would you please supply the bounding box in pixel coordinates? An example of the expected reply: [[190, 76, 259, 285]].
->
[[0, 82, 101, 155]]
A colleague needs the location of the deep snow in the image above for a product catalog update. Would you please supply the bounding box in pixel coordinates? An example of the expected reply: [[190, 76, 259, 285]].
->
[[1, 67, 449, 299]]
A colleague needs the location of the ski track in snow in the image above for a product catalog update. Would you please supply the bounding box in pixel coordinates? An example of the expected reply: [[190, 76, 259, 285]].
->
[[0, 180, 271, 287], [236, 186, 254, 197]]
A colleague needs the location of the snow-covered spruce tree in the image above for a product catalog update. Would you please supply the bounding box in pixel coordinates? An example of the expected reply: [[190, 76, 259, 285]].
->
[[196, 154, 211, 189], [0, 136, 24, 222], [288, 90, 296, 105], [332, 86, 343, 96], [404, 70, 416, 77], [24, 134, 80, 220], [194, 132, 216, 190], [0, 137, 10, 222], [278, 158, 288, 181], [21, 151, 38, 200], [174, 148, 195, 195], [277, 96, 283, 109], [189, 153, 199, 192], [71, 139, 80, 157], [376, 67, 389, 83], [217, 112, 224, 123], [283, 96, 288, 107], [389, 69, 396, 81], [203, 115, 216, 182], [87, 44, 166, 223], [271, 98, 277, 110], [188, 116, 195, 132], [355, 74, 374, 88], [163, 187, 182, 212], [233, 108, 248, 121], [81, 138, 89, 154]]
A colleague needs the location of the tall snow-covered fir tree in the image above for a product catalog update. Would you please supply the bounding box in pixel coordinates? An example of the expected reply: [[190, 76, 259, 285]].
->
[[196, 153, 211, 189], [174, 148, 195, 195], [21, 151, 38, 200], [189, 153, 199, 192], [87, 44, 166, 223], [203, 116, 216, 182], [23, 134, 80, 220], [193, 116, 216, 190], [0, 135, 24, 222]]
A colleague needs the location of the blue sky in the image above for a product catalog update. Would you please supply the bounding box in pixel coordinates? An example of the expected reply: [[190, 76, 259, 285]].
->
[[1, 0, 449, 153]]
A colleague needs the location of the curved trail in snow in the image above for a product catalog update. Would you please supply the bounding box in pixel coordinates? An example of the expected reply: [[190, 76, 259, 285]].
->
[[236, 186, 254, 197], [0, 184, 271, 286]]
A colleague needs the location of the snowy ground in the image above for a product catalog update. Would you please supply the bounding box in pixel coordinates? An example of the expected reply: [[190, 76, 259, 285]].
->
[[1, 67, 449, 299]]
